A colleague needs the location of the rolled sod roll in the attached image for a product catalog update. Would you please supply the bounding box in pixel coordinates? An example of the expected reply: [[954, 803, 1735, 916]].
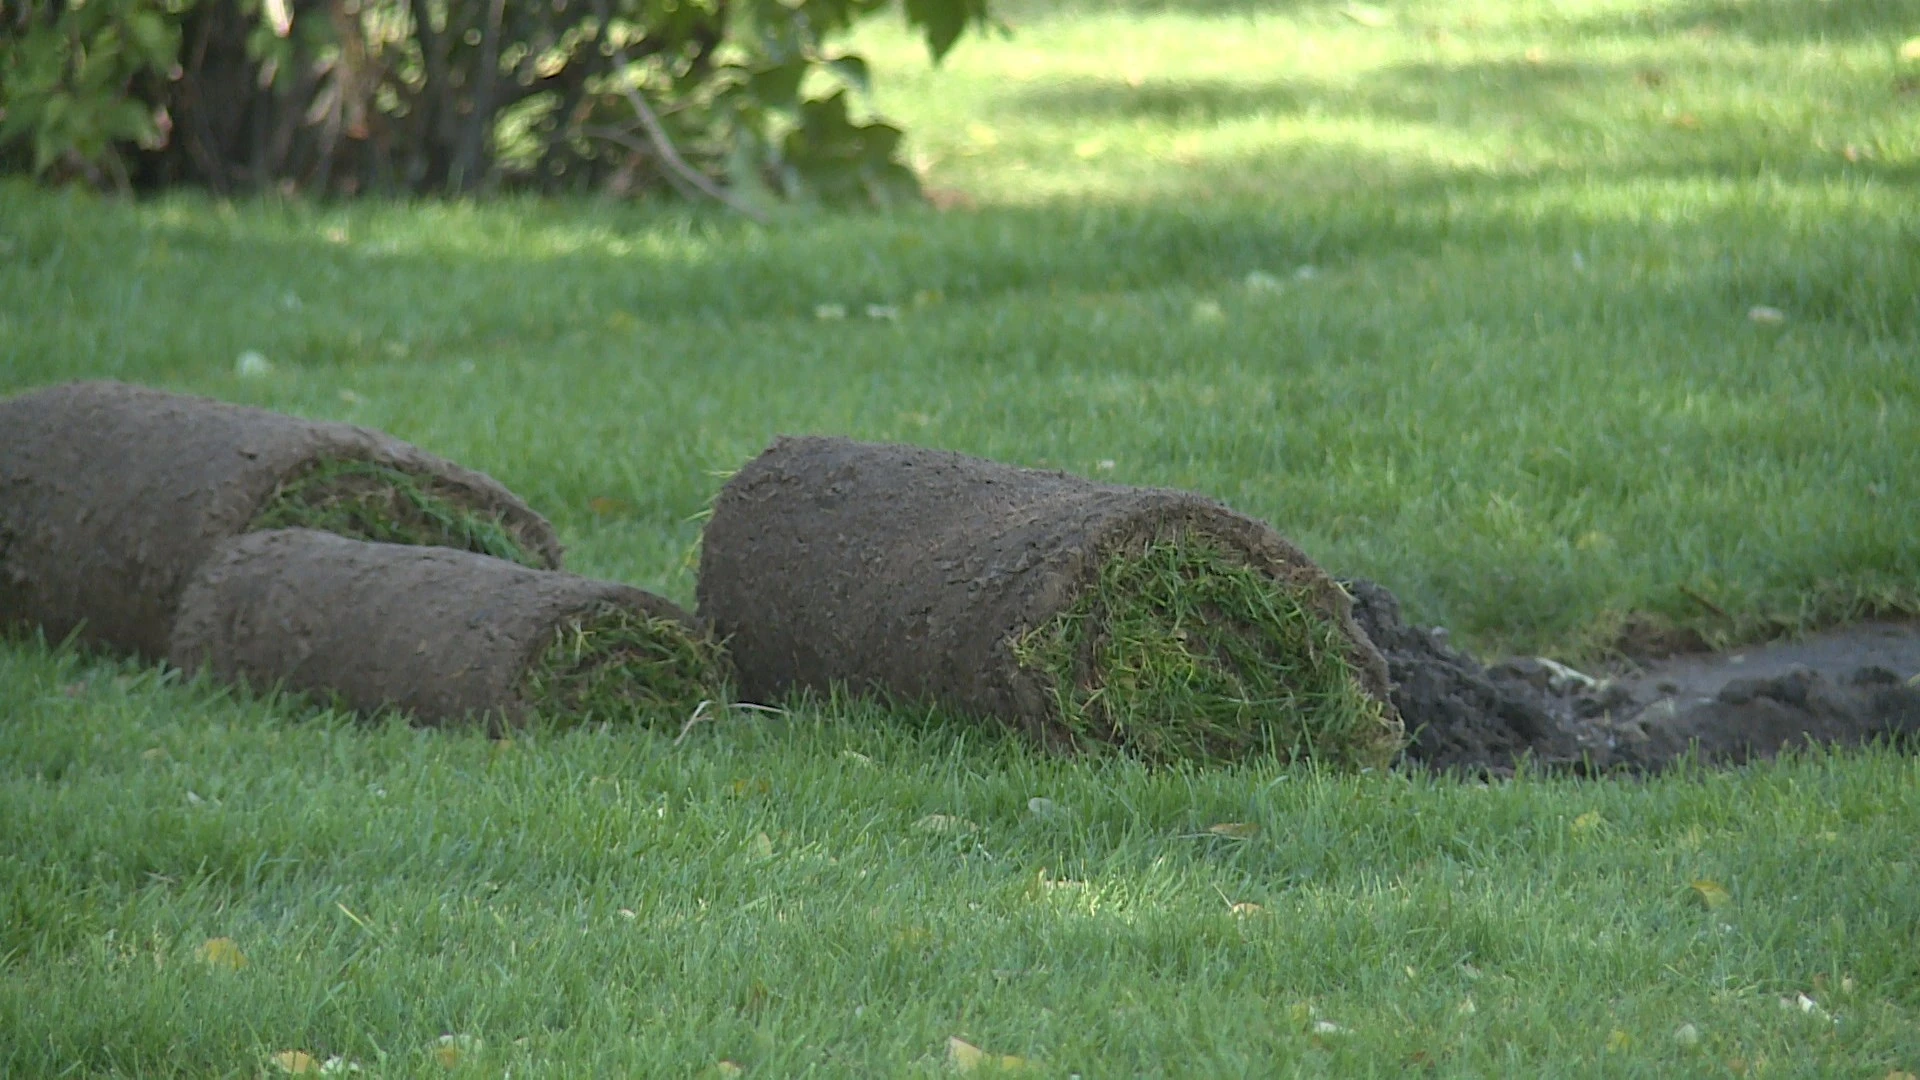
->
[[0, 380, 562, 659], [697, 436, 1404, 767], [169, 529, 729, 729]]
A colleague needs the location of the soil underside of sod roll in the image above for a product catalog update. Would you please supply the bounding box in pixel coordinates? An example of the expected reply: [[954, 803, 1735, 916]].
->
[[1012, 536, 1401, 767], [697, 436, 1400, 767], [250, 458, 542, 568], [169, 529, 725, 729]]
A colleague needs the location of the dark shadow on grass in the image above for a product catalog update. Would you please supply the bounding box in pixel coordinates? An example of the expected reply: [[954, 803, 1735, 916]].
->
[[1574, 0, 1918, 46]]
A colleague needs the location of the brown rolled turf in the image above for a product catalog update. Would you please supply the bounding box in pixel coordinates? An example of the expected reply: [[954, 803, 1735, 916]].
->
[[0, 380, 562, 660], [696, 436, 1403, 766], [169, 529, 726, 729]]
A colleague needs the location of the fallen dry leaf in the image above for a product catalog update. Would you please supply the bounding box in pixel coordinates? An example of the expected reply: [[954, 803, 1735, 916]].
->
[[1312, 1020, 1351, 1035], [914, 814, 979, 834], [587, 496, 634, 516], [271, 1050, 320, 1074], [1901, 37, 1920, 61], [1674, 1022, 1701, 1045], [432, 1034, 481, 1068], [197, 937, 247, 971], [1229, 901, 1265, 917], [946, 1037, 1031, 1073], [1606, 1029, 1634, 1052], [1690, 879, 1732, 910], [714, 1062, 745, 1078], [1571, 811, 1606, 834], [748, 832, 775, 858], [1207, 822, 1260, 840]]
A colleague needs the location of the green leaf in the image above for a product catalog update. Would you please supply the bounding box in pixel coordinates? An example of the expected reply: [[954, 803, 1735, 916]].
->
[[747, 60, 809, 109], [126, 11, 180, 71], [903, 0, 984, 63], [824, 54, 870, 95]]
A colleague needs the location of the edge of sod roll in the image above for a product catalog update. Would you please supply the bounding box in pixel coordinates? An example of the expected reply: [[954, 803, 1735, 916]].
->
[[522, 600, 734, 728], [250, 457, 546, 569], [0, 380, 563, 660], [696, 435, 1400, 768], [1010, 532, 1405, 768], [167, 529, 726, 729]]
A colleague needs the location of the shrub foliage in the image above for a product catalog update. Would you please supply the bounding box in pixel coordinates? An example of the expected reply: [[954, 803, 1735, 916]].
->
[[0, 0, 988, 202]]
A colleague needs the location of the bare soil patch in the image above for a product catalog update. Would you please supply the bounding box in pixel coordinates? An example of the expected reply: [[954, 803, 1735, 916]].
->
[[1348, 580, 1920, 774]]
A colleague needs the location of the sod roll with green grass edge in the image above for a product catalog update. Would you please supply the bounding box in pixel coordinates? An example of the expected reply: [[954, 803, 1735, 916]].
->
[[0, 380, 563, 660], [169, 529, 729, 730], [697, 437, 1403, 767]]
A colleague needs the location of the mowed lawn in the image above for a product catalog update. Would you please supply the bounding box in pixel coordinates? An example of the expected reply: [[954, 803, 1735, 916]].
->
[[3, 0, 1919, 1074]]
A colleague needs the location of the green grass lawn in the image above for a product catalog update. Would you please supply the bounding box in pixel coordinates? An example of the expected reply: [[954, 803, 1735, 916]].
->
[[4, 0, 1919, 1073]]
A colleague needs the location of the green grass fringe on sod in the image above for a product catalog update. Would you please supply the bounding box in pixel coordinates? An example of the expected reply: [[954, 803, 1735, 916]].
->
[[1012, 536, 1402, 769], [524, 602, 734, 728], [251, 457, 542, 568]]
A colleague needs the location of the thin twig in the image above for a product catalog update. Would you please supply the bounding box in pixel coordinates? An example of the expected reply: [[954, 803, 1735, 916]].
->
[[1678, 583, 1729, 618], [586, 0, 768, 222], [673, 699, 713, 746]]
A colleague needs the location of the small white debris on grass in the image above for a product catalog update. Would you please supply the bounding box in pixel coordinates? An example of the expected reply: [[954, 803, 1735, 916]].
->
[[1312, 1020, 1351, 1035], [813, 303, 847, 321], [865, 304, 900, 321], [1747, 305, 1786, 324], [1673, 1023, 1701, 1045], [1243, 270, 1284, 292], [236, 351, 273, 377]]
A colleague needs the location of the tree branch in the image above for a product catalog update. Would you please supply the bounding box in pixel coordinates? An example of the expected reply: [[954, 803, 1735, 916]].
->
[[586, 0, 766, 221]]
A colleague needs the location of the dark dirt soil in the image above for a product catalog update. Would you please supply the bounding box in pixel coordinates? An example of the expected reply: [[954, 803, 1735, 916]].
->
[[698, 436, 1395, 756], [169, 529, 706, 729], [1345, 579, 1920, 774], [0, 380, 562, 660]]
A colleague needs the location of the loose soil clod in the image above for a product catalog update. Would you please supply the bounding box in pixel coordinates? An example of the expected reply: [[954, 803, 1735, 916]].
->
[[169, 529, 728, 729], [697, 436, 1400, 766], [0, 381, 562, 659], [1344, 578, 1920, 774]]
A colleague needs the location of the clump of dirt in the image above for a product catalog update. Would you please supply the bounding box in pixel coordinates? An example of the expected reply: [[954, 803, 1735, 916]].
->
[[698, 436, 1399, 767], [170, 529, 727, 730], [1345, 579, 1920, 774]]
